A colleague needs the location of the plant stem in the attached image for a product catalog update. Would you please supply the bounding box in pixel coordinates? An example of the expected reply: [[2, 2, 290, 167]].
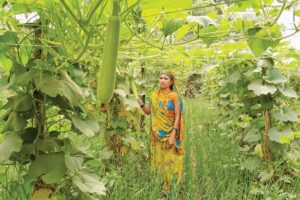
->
[[59, 0, 88, 34], [86, 0, 103, 23], [173, 36, 200, 46], [124, 20, 162, 50], [269, 0, 286, 27], [75, 33, 92, 61]]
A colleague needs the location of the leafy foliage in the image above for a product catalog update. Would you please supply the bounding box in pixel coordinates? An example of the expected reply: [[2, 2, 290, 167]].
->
[[0, 0, 299, 199]]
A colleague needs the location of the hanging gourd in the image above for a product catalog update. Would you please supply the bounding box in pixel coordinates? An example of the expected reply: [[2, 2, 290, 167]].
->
[[97, 0, 120, 104]]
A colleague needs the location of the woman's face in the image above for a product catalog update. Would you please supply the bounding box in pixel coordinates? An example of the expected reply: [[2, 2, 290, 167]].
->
[[159, 74, 173, 89]]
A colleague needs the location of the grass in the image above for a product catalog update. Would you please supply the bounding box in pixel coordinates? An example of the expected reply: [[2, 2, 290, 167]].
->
[[0, 96, 299, 199], [183, 97, 256, 200], [102, 97, 257, 200], [103, 97, 300, 200]]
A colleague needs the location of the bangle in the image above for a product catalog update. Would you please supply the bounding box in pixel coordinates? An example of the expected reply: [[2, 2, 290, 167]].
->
[[173, 127, 180, 134]]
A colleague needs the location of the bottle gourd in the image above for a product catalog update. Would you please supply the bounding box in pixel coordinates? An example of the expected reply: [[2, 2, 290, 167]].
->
[[97, 1, 120, 104]]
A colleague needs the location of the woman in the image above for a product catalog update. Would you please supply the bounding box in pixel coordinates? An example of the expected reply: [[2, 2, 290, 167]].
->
[[139, 70, 185, 192]]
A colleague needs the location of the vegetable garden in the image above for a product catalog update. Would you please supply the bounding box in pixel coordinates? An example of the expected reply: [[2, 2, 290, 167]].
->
[[0, 0, 300, 199]]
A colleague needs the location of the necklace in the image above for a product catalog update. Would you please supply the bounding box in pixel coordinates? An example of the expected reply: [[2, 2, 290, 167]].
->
[[161, 88, 172, 94]]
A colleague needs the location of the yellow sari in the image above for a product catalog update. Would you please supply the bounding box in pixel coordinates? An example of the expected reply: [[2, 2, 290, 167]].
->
[[149, 71, 185, 192]]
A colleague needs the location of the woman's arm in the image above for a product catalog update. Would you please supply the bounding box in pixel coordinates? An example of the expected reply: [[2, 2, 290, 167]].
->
[[173, 95, 180, 129], [138, 98, 151, 115], [169, 94, 181, 147]]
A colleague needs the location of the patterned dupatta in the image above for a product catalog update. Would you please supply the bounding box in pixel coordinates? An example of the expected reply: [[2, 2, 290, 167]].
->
[[150, 70, 185, 151]]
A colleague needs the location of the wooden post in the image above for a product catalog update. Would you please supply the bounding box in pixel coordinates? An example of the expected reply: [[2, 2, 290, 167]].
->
[[33, 21, 46, 137], [263, 109, 273, 160], [140, 65, 146, 132]]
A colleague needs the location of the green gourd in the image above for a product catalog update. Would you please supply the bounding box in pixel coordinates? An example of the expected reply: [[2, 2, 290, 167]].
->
[[97, 1, 120, 104]]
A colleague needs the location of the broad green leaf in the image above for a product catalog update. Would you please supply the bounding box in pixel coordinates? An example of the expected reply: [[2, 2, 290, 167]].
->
[[269, 127, 294, 144], [263, 0, 274, 6], [49, 95, 73, 111], [232, 18, 255, 32], [257, 57, 274, 69], [31, 188, 59, 200], [130, 140, 141, 150], [34, 73, 62, 97], [86, 159, 103, 169], [65, 154, 83, 171], [99, 148, 113, 160], [13, 94, 34, 112], [35, 71, 84, 106], [10, 61, 26, 76], [141, 0, 192, 24], [71, 114, 100, 137], [241, 157, 261, 172], [111, 119, 128, 129], [2, 112, 28, 132], [220, 92, 230, 98], [199, 25, 218, 47], [247, 79, 277, 95], [14, 69, 40, 86], [217, 41, 248, 55], [286, 147, 300, 160], [0, 133, 22, 162], [122, 135, 142, 150], [258, 167, 274, 182], [0, 54, 13, 75], [58, 71, 85, 105], [120, 24, 132, 41], [19, 40, 31, 65], [0, 31, 19, 51], [174, 23, 191, 41], [264, 68, 287, 84], [236, 0, 261, 10], [27, 152, 67, 184], [124, 97, 140, 110], [72, 171, 106, 195], [161, 18, 184, 37], [243, 128, 261, 143], [141, 0, 191, 10], [294, 131, 300, 138], [224, 71, 241, 84], [35, 138, 59, 152], [9, 3, 38, 14], [114, 88, 127, 97], [246, 26, 282, 56], [279, 87, 298, 98], [187, 16, 217, 29], [272, 106, 298, 122], [254, 144, 263, 158]]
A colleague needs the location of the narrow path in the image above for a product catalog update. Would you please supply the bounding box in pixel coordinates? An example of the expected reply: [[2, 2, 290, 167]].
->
[[183, 97, 251, 200]]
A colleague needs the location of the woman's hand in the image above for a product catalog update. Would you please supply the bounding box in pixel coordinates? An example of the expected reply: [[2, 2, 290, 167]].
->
[[168, 130, 176, 148], [137, 98, 143, 106]]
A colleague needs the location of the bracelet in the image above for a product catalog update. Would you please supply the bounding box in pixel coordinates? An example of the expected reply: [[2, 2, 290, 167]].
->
[[140, 103, 145, 108], [173, 127, 180, 134]]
